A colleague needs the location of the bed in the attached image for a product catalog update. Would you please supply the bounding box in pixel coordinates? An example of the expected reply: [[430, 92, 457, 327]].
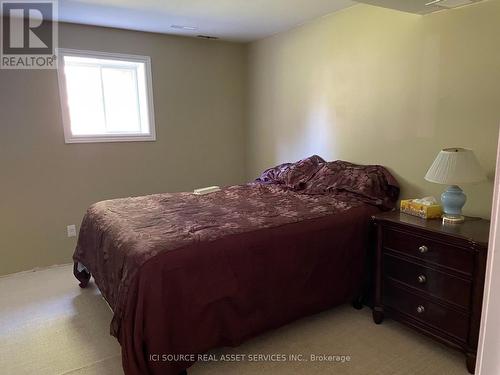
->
[[73, 155, 399, 375]]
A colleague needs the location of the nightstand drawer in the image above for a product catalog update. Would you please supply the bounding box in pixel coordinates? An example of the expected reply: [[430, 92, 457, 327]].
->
[[384, 254, 472, 308], [383, 228, 474, 275], [384, 283, 469, 341]]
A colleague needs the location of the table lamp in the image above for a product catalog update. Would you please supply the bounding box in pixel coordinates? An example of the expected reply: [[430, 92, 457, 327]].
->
[[425, 148, 486, 223]]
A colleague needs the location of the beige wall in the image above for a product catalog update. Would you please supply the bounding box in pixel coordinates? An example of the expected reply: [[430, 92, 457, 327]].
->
[[0, 23, 247, 275], [247, 1, 500, 219]]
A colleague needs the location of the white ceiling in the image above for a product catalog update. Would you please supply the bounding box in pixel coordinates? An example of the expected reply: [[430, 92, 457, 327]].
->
[[56, 0, 356, 42], [3, 0, 481, 42]]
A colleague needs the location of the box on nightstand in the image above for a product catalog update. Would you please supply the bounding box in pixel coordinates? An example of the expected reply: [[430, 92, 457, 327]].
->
[[400, 199, 442, 219]]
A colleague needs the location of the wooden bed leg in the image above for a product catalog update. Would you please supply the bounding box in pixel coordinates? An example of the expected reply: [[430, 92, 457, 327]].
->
[[352, 295, 364, 310], [78, 280, 89, 288], [372, 307, 384, 324], [73, 262, 91, 288]]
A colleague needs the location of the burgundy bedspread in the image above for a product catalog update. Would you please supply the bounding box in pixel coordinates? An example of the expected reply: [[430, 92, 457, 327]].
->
[[73, 156, 399, 375]]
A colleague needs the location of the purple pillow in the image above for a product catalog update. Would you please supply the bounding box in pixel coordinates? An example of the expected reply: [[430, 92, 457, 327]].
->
[[255, 155, 325, 188], [303, 161, 400, 210], [254, 162, 293, 185], [283, 155, 326, 189], [255, 157, 400, 210]]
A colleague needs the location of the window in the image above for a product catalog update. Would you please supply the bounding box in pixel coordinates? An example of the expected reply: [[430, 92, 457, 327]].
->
[[57, 49, 156, 143]]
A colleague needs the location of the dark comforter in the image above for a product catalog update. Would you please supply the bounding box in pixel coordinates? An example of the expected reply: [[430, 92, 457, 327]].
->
[[73, 156, 399, 375]]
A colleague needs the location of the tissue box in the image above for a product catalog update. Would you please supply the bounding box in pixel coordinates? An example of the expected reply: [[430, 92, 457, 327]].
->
[[400, 199, 443, 219]]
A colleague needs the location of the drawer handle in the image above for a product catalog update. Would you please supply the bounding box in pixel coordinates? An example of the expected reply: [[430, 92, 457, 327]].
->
[[418, 245, 429, 254], [416, 305, 425, 314], [417, 275, 427, 284]]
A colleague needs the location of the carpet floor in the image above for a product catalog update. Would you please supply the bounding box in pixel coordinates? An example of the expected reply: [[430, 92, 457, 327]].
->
[[0, 264, 468, 375]]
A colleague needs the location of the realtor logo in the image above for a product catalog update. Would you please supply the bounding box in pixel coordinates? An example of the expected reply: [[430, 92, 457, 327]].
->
[[1, 0, 58, 69]]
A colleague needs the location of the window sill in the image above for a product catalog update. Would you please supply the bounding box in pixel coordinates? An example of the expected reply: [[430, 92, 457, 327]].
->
[[64, 134, 156, 144]]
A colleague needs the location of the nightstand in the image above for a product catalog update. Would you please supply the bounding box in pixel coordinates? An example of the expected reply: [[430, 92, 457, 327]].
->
[[372, 211, 490, 374]]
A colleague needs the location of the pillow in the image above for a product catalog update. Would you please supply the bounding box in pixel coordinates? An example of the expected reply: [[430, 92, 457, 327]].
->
[[254, 162, 293, 185], [255, 157, 400, 210], [283, 155, 326, 189], [255, 155, 325, 188], [302, 161, 400, 210]]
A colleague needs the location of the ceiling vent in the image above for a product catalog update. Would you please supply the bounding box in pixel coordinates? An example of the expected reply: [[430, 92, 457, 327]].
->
[[356, 0, 484, 14], [425, 0, 478, 8], [171, 25, 197, 31]]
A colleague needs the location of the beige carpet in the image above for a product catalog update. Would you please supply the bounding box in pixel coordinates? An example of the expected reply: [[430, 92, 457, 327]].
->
[[0, 265, 468, 375]]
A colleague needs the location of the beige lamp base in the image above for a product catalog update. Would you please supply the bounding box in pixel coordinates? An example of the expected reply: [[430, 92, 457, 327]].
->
[[442, 214, 465, 225]]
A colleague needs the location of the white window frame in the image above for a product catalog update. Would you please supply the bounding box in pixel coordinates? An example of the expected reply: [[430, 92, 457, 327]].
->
[[57, 48, 156, 144]]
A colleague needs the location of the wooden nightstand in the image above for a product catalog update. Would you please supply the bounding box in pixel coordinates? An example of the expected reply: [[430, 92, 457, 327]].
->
[[372, 211, 490, 374]]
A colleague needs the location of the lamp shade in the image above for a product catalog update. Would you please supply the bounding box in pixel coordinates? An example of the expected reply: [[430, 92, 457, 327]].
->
[[425, 148, 486, 185]]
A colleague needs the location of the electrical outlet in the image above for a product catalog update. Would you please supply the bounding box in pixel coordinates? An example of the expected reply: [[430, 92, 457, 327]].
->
[[67, 224, 77, 238]]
